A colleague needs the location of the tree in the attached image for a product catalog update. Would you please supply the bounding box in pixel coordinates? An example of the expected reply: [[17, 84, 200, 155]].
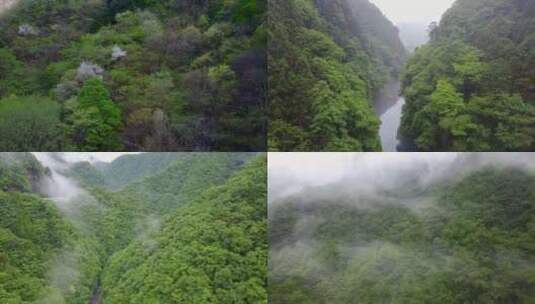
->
[[467, 94, 535, 151], [0, 96, 65, 151], [71, 78, 123, 151]]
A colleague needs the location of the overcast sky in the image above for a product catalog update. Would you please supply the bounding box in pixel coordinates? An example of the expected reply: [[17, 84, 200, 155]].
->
[[369, 0, 457, 24]]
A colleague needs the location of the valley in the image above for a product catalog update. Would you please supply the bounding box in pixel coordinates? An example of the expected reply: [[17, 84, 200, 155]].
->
[[269, 153, 535, 303], [0, 152, 267, 303], [268, 0, 535, 152]]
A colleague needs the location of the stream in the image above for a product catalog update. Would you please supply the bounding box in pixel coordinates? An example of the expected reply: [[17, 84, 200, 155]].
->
[[374, 81, 405, 152]]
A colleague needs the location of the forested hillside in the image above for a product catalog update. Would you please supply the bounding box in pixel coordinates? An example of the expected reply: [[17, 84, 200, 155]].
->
[[0, 153, 101, 303], [269, 0, 406, 151], [0, 153, 267, 303], [0, 0, 266, 151], [102, 157, 267, 302], [269, 158, 535, 303], [400, 0, 535, 151]]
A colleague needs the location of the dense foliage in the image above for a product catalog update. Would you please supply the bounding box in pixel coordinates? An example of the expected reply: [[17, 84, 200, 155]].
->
[[269, 165, 535, 303], [0, 154, 101, 304], [102, 157, 267, 303], [401, 0, 535, 151], [0, 152, 267, 303], [268, 0, 406, 151], [0, 0, 266, 151]]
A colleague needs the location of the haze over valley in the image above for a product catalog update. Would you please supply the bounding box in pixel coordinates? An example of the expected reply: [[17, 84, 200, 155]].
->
[[269, 153, 535, 303], [0, 152, 267, 303]]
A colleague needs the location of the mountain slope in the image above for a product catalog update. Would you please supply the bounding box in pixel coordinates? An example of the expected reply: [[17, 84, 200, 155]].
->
[[1, 153, 266, 303], [0, 0, 266, 151], [269, 0, 406, 151], [269, 165, 535, 303], [102, 156, 267, 303], [400, 0, 535, 151], [0, 153, 101, 304]]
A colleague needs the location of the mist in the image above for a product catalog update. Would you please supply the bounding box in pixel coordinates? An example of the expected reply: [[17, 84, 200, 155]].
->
[[34, 153, 83, 202], [368, 0, 457, 24], [0, 0, 18, 14], [28, 152, 164, 304], [367, 0, 457, 50], [61, 152, 141, 164], [269, 153, 535, 303], [32, 153, 103, 226], [269, 153, 535, 204]]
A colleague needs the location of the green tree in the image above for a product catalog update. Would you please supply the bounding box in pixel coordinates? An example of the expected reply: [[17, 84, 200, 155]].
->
[[71, 78, 123, 151], [0, 96, 65, 151]]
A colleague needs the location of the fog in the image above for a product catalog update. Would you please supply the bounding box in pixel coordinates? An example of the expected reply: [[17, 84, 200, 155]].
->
[[269, 153, 455, 203], [33, 153, 102, 227], [61, 152, 140, 163], [34, 153, 84, 203], [31, 153, 104, 303], [0, 0, 18, 14], [269, 153, 535, 302], [369, 0, 457, 24], [269, 153, 535, 204]]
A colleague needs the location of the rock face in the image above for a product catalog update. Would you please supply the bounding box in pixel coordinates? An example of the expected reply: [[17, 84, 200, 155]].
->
[[76, 62, 105, 82]]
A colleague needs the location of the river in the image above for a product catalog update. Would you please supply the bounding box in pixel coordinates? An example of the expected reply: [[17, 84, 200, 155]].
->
[[374, 81, 405, 152]]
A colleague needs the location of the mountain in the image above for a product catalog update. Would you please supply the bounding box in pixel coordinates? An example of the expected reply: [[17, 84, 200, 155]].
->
[[269, 0, 406, 151], [0, 0, 266, 151], [0, 152, 266, 303], [0, 153, 101, 303], [102, 156, 267, 303], [400, 0, 535, 151], [269, 161, 535, 303]]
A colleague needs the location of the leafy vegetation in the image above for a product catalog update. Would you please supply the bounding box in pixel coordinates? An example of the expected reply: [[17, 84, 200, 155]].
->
[[269, 164, 535, 303], [401, 0, 535, 151], [0, 153, 101, 304], [102, 156, 267, 303], [0, 152, 266, 303], [0, 0, 266, 151], [268, 0, 406, 151]]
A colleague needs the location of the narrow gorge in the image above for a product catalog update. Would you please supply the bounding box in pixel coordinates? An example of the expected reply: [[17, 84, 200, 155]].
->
[[0, 153, 267, 303]]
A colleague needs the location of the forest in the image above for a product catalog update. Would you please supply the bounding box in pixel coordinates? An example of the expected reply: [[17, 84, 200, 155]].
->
[[0, 0, 266, 151], [269, 153, 535, 303], [0, 152, 267, 303], [268, 0, 535, 152], [400, 0, 535, 151], [268, 0, 406, 151]]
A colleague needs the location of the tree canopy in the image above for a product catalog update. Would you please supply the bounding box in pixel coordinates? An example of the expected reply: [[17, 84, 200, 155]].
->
[[0, 0, 266, 151], [0, 152, 266, 303], [401, 0, 535, 151], [268, 0, 406, 151], [270, 162, 535, 303]]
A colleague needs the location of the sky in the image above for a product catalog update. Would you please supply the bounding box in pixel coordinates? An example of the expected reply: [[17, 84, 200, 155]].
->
[[369, 0, 457, 24]]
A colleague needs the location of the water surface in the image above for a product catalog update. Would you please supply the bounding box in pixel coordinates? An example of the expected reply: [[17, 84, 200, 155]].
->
[[374, 82, 405, 152]]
